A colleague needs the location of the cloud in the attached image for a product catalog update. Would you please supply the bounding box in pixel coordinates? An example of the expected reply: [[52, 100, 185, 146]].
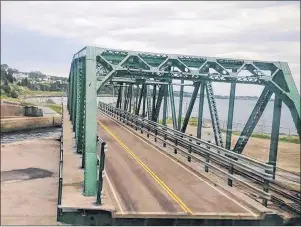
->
[[1, 1, 300, 96]]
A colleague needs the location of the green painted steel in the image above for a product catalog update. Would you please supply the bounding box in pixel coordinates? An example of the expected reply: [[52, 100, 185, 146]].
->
[[226, 82, 236, 150], [67, 46, 300, 203], [181, 82, 200, 133], [83, 47, 98, 196], [168, 83, 177, 129], [152, 84, 157, 120], [197, 83, 205, 139], [268, 95, 282, 179], [177, 79, 184, 130], [233, 87, 273, 154], [153, 84, 165, 122], [206, 81, 223, 147], [162, 84, 168, 126]]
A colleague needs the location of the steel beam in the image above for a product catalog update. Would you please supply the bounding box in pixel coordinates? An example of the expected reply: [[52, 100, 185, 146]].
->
[[169, 83, 177, 129], [162, 84, 168, 126], [226, 82, 236, 149], [142, 84, 147, 117], [152, 84, 157, 120], [181, 82, 201, 133], [206, 82, 223, 147], [197, 83, 205, 139], [83, 47, 97, 196], [268, 95, 282, 178], [136, 85, 144, 115], [233, 87, 273, 154], [153, 85, 165, 122], [177, 79, 184, 130]]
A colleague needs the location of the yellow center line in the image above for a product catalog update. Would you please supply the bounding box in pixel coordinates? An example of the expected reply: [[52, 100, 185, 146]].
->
[[97, 120, 193, 215]]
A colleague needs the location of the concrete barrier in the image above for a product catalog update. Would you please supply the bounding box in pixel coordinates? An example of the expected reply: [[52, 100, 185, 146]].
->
[[1, 116, 62, 133], [1, 104, 24, 118]]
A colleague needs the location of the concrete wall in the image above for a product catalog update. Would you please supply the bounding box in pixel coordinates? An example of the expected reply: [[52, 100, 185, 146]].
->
[[1, 116, 62, 133], [1, 103, 24, 118]]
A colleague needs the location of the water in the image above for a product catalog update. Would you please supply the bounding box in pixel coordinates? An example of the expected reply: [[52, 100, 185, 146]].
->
[[1, 127, 62, 144], [23, 96, 298, 135]]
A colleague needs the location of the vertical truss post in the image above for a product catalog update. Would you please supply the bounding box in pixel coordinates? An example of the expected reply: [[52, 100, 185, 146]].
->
[[83, 47, 97, 196], [146, 85, 152, 120], [177, 79, 184, 130], [226, 82, 236, 150], [197, 83, 205, 138], [123, 84, 128, 111], [71, 59, 78, 130], [142, 84, 147, 117], [162, 84, 168, 126], [206, 82, 223, 147], [268, 95, 282, 179], [77, 59, 85, 154], [128, 84, 133, 113], [233, 87, 273, 154], [152, 84, 157, 119], [116, 84, 122, 108], [136, 85, 144, 115], [75, 58, 83, 151], [181, 82, 201, 133], [67, 71, 71, 111], [122, 84, 127, 111], [169, 83, 177, 129], [70, 62, 75, 121], [153, 84, 165, 122]]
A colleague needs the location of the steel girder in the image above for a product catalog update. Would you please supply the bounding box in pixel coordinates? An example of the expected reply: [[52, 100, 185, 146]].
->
[[67, 46, 300, 200]]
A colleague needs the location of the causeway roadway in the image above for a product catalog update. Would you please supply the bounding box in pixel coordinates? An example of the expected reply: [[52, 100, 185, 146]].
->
[[96, 112, 260, 218]]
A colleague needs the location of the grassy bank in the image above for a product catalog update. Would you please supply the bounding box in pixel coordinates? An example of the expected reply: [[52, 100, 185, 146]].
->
[[158, 117, 198, 126], [46, 104, 62, 114], [159, 116, 299, 144]]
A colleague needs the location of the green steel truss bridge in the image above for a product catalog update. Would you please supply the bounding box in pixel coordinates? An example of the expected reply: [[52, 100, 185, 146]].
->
[[63, 46, 300, 225]]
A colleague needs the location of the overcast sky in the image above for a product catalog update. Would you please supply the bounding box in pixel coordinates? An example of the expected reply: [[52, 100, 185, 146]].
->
[[1, 1, 300, 96]]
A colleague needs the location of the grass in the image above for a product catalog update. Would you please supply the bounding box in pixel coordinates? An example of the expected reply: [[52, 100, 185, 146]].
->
[[0, 95, 21, 103], [158, 117, 198, 126], [47, 104, 62, 114], [22, 90, 66, 97]]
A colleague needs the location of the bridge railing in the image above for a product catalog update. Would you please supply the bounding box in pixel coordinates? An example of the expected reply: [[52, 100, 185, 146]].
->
[[98, 102, 275, 206]]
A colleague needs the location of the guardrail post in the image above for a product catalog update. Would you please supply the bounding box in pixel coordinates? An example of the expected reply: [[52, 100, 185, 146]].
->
[[135, 118, 138, 131], [163, 127, 167, 147], [96, 142, 106, 205], [154, 127, 157, 142], [147, 124, 150, 138], [262, 179, 269, 207], [205, 141, 211, 172], [141, 119, 144, 134], [188, 135, 192, 162], [174, 136, 178, 154], [228, 164, 233, 187]]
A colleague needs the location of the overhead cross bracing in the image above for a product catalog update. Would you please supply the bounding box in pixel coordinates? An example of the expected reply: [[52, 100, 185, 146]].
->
[[67, 46, 300, 197]]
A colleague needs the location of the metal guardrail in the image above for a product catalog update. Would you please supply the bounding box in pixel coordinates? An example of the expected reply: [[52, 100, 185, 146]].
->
[[57, 103, 64, 219], [98, 102, 274, 204], [96, 136, 108, 205]]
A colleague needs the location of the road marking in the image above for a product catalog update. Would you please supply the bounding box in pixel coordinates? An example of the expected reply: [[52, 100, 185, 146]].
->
[[104, 170, 124, 214], [99, 112, 257, 217], [98, 120, 193, 215]]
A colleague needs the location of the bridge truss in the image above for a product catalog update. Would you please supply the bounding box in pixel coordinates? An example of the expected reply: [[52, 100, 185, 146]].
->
[[67, 46, 300, 196]]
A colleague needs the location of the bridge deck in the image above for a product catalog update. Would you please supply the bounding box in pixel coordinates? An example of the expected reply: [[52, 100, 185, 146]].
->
[[60, 107, 271, 221], [96, 113, 259, 218]]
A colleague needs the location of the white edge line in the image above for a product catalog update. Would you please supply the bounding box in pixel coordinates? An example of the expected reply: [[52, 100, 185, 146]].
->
[[104, 170, 124, 214], [100, 112, 257, 217]]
